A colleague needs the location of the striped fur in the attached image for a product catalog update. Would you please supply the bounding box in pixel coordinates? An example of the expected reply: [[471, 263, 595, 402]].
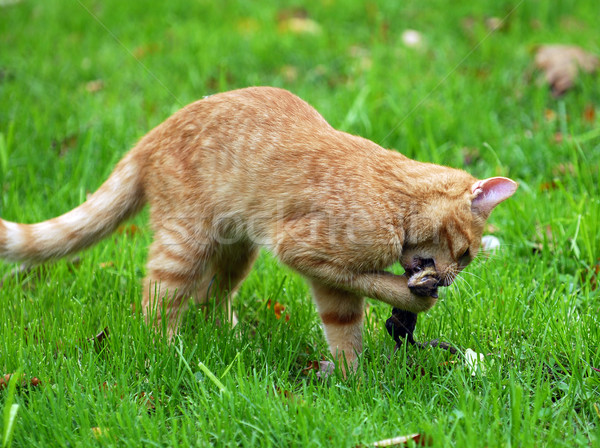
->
[[0, 87, 517, 373]]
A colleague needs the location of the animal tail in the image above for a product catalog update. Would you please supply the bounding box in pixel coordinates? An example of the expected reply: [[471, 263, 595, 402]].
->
[[0, 150, 146, 263]]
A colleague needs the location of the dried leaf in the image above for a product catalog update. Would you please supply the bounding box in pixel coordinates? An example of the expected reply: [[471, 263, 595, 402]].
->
[[579, 260, 600, 291], [88, 327, 109, 348], [266, 299, 290, 321], [277, 9, 321, 35], [363, 433, 432, 447], [485, 17, 504, 32], [302, 360, 320, 375], [52, 133, 79, 157], [280, 65, 299, 82], [534, 45, 599, 96], [539, 180, 558, 192], [278, 17, 322, 35], [85, 79, 104, 93], [135, 391, 156, 412], [91, 427, 109, 439], [132, 43, 160, 59], [583, 104, 596, 123], [544, 108, 557, 122], [117, 224, 140, 236]]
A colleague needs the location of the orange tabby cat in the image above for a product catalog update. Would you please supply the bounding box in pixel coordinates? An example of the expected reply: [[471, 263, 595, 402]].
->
[[0, 87, 517, 372]]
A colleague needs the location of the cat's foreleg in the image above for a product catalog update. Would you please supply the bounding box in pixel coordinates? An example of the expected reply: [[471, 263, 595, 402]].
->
[[310, 280, 364, 376]]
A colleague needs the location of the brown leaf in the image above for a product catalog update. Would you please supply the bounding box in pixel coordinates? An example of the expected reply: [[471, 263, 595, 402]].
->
[[580, 260, 600, 291], [52, 134, 78, 157], [485, 17, 504, 32], [136, 391, 156, 412], [132, 43, 160, 59], [302, 360, 320, 375], [85, 79, 104, 93], [88, 327, 109, 346], [583, 104, 596, 123], [544, 108, 557, 122], [360, 433, 433, 447], [278, 17, 321, 35], [277, 8, 321, 35], [117, 224, 140, 236], [266, 299, 290, 321], [539, 180, 558, 192], [534, 45, 599, 96], [280, 65, 299, 83]]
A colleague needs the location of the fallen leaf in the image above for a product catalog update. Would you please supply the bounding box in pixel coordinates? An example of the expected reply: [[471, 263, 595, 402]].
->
[[85, 79, 104, 93], [88, 327, 109, 349], [279, 17, 321, 35], [544, 108, 557, 122], [135, 391, 156, 412], [132, 43, 160, 59], [553, 132, 564, 144], [583, 104, 596, 123], [91, 427, 109, 439], [539, 180, 558, 192], [302, 360, 320, 375], [52, 133, 79, 157], [579, 260, 600, 291], [485, 17, 504, 32], [280, 65, 299, 82], [117, 224, 140, 236], [277, 8, 321, 35], [266, 299, 290, 321], [534, 45, 599, 96], [99, 261, 114, 269], [363, 433, 432, 447]]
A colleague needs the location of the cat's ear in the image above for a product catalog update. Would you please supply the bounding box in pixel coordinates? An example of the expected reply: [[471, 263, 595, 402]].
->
[[471, 177, 518, 216]]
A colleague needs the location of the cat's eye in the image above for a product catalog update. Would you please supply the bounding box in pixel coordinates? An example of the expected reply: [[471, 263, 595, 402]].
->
[[459, 248, 471, 266]]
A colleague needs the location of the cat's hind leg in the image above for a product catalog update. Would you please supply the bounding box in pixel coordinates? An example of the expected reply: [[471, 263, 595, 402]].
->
[[310, 280, 364, 376], [142, 224, 215, 337], [193, 240, 259, 326]]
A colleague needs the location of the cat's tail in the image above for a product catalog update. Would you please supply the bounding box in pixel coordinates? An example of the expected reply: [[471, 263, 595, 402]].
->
[[0, 150, 146, 263]]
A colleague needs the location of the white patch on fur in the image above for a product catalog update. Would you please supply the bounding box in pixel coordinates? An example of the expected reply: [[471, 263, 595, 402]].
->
[[3, 221, 24, 253], [58, 208, 89, 227]]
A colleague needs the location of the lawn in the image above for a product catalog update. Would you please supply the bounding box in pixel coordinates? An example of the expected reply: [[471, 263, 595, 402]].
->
[[1, 0, 599, 446]]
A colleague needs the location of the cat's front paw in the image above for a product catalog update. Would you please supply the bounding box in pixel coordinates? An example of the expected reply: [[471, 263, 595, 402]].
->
[[407, 266, 439, 298]]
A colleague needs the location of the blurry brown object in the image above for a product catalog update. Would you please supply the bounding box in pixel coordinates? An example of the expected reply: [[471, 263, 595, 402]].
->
[[534, 45, 599, 96]]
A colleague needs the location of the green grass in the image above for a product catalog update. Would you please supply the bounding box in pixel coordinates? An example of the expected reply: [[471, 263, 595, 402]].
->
[[1, 0, 599, 446]]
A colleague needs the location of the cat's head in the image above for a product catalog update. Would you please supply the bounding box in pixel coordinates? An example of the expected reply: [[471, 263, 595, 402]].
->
[[400, 176, 517, 288]]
